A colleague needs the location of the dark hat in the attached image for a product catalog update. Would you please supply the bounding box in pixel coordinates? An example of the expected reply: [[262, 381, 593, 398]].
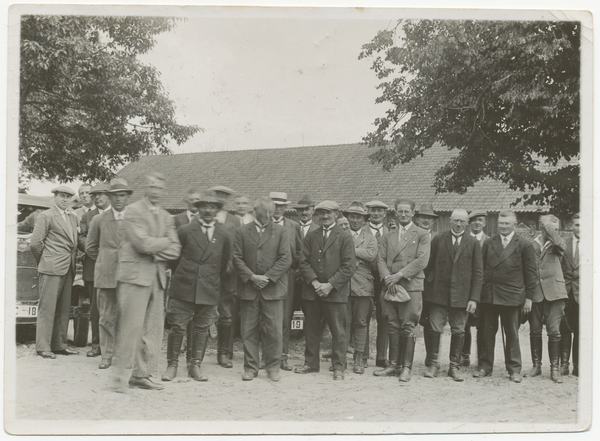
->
[[194, 191, 224, 209], [365, 200, 389, 210], [50, 185, 76, 196], [90, 183, 110, 195], [315, 200, 340, 212], [294, 194, 315, 209], [468, 210, 488, 220], [107, 178, 133, 194], [343, 201, 368, 217], [415, 203, 438, 219], [269, 192, 291, 205]]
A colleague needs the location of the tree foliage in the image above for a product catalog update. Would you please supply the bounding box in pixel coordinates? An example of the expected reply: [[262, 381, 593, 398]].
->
[[20, 15, 201, 183], [359, 20, 580, 215]]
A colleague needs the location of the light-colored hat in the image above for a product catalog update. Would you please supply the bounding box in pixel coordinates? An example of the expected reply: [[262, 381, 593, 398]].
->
[[415, 203, 439, 219], [294, 195, 315, 209], [90, 183, 110, 195], [194, 191, 224, 209], [107, 178, 133, 194], [51, 185, 76, 196], [269, 192, 291, 205], [343, 201, 368, 217], [315, 200, 340, 212], [469, 210, 488, 220], [208, 185, 236, 197], [365, 200, 389, 210]]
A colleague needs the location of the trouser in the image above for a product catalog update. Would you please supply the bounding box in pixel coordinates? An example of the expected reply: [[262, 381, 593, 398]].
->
[[227, 293, 240, 358], [113, 274, 164, 378], [428, 303, 469, 335], [97, 288, 118, 360], [382, 291, 423, 338], [347, 296, 374, 353], [479, 304, 522, 375], [282, 268, 298, 355], [217, 287, 235, 327], [564, 293, 579, 367], [303, 298, 347, 371], [167, 298, 219, 337], [85, 280, 100, 347], [530, 299, 565, 342], [372, 273, 389, 361], [36, 270, 73, 352]]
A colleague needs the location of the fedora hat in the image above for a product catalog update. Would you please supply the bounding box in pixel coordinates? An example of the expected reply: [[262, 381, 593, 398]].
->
[[194, 191, 224, 209], [107, 178, 133, 194], [89, 183, 110, 195], [269, 192, 291, 205], [294, 194, 315, 209], [415, 203, 438, 218], [343, 201, 368, 217]]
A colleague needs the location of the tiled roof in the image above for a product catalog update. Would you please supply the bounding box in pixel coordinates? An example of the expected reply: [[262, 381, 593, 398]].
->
[[117, 143, 553, 213]]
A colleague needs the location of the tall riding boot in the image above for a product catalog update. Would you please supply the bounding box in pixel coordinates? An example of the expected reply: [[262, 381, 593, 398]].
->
[[461, 327, 472, 367], [572, 332, 579, 377], [424, 330, 441, 378], [399, 335, 416, 382], [189, 329, 209, 381], [448, 334, 465, 382], [217, 324, 233, 368], [185, 322, 194, 367], [559, 333, 572, 376], [353, 352, 364, 374], [162, 332, 184, 381], [373, 334, 400, 376], [549, 339, 563, 384], [476, 325, 485, 368], [524, 337, 543, 377]]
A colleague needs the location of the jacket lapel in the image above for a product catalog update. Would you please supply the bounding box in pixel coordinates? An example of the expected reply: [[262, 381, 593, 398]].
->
[[454, 234, 468, 263], [190, 220, 209, 253], [495, 234, 519, 266], [323, 227, 338, 253], [444, 232, 454, 260], [258, 223, 273, 248], [394, 225, 416, 259], [53, 206, 75, 244]]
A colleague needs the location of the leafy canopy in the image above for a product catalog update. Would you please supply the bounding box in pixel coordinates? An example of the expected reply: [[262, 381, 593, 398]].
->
[[359, 20, 580, 215], [20, 15, 201, 183]]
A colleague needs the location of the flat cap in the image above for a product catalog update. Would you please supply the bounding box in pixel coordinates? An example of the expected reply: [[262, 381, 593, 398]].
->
[[269, 192, 291, 205], [344, 201, 368, 217], [468, 210, 488, 220], [194, 191, 224, 209], [208, 185, 236, 196], [107, 178, 133, 194], [365, 200, 389, 210], [294, 194, 315, 209], [51, 185, 76, 196], [90, 183, 110, 194], [314, 200, 340, 212]]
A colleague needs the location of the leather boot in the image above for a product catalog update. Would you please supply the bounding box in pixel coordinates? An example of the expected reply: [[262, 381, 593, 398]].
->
[[281, 353, 293, 371], [461, 327, 472, 367], [185, 322, 194, 367], [524, 337, 543, 377], [189, 329, 209, 381], [399, 335, 416, 382], [423, 330, 440, 378], [572, 333, 579, 376], [549, 339, 563, 384], [448, 334, 465, 382], [162, 332, 184, 381], [353, 352, 365, 374], [559, 333, 571, 376], [373, 334, 400, 376], [217, 324, 233, 368]]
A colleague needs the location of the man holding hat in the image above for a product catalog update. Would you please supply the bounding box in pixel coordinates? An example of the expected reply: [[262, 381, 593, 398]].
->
[[344, 202, 377, 374], [85, 178, 133, 369], [30, 185, 79, 359], [296, 201, 356, 380]]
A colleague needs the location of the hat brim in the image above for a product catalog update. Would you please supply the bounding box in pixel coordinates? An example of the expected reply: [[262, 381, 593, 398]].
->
[[194, 200, 224, 209], [343, 210, 369, 217], [107, 189, 134, 194], [415, 212, 439, 219]]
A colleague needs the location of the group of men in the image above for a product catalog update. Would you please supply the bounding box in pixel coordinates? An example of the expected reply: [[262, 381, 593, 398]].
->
[[27, 174, 580, 392]]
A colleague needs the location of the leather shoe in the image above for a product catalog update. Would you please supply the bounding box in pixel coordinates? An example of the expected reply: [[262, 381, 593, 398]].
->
[[37, 351, 56, 359], [353, 363, 365, 375], [524, 365, 542, 377], [242, 371, 257, 381], [448, 367, 464, 382], [128, 376, 165, 390], [87, 346, 101, 357], [322, 350, 332, 359], [280, 359, 293, 371], [460, 356, 471, 367], [294, 365, 319, 374], [54, 348, 79, 355], [424, 365, 439, 378], [99, 358, 111, 369], [375, 359, 389, 368], [217, 354, 233, 368], [329, 365, 334, 372], [472, 368, 492, 378], [398, 367, 412, 382], [333, 370, 345, 380], [267, 371, 281, 382], [259, 359, 266, 370], [510, 372, 523, 383]]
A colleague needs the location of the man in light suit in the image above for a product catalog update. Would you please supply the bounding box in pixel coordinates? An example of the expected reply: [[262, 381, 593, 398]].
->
[[526, 214, 568, 383], [422, 209, 483, 381], [111, 173, 181, 392], [74, 183, 94, 223], [475, 210, 538, 383], [30, 185, 80, 359], [85, 178, 133, 369], [296, 200, 356, 380], [374, 198, 430, 382], [233, 197, 291, 382], [560, 213, 580, 377]]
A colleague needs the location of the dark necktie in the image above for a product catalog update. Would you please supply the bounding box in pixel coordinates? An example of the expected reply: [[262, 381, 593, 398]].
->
[[453, 235, 461, 254], [574, 239, 579, 266]]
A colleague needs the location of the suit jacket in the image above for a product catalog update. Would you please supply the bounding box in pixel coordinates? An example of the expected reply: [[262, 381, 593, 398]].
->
[[364, 223, 389, 273], [531, 230, 568, 303], [233, 222, 291, 301], [300, 225, 356, 302], [78, 207, 100, 282], [219, 210, 241, 293], [350, 229, 378, 297], [561, 235, 579, 303], [75, 206, 91, 223], [299, 221, 319, 240], [169, 219, 231, 305], [377, 223, 430, 292], [30, 205, 78, 276], [86, 209, 124, 289], [480, 233, 539, 306], [118, 198, 181, 289], [469, 231, 489, 248], [422, 231, 437, 298], [424, 230, 483, 307], [173, 211, 193, 230], [277, 218, 302, 271]]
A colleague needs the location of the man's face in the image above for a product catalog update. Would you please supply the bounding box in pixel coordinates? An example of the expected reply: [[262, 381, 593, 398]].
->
[[54, 192, 72, 211], [234, 197, 250, 216], [79, 186, 93, 207], [450, 213, 469, 235], [109, 191, 130, 212], [94, 192, 110, 210], [414, 215, 434, 231], [185, 193, 201, 213], [573, 219, 580, 239], [347, 213, 365, 232], [198, 202, 219, 223], [368, 207, 386, 224], [298, 206, 314, 223], [469, 216, 486, 234], [498, 215, 517, 236], [273, 203, 287, 219], [317, 209, 336, 228], [145, 176, 166, 205], [396, 204, 414, 227], [337, 217, 350, 231], [254, 206, 272, 225]]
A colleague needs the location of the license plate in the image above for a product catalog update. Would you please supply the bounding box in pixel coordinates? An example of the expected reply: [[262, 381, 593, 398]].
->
[[291, 319, 303, 330], [16, 305, 38, 317]]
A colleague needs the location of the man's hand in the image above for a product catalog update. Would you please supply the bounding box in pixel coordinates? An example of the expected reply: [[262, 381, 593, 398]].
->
[[522, 298, 532, 315], [384, 272, 402, 289], [466, 300, 477, 314], [250, 274, 270, 290], [316, 282, 334, 297]]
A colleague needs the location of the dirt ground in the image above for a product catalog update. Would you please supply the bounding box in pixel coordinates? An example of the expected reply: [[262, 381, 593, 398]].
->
[[7, 319, 580, 434]]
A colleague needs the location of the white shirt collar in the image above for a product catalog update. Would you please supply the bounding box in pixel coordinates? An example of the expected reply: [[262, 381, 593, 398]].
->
[[112, 207, 126, 219], [199, 219, 216, 228], [98, 205, 111, 213], [322, 223, 335, 232], [273, 216, 285, 224], [470, 231, 483, 241], [186, 210, 196, 220], [398, 222, 413, 231], [501, 231, 516, 243], [55, 205, 66, 216], [299, 220, 312, 227]]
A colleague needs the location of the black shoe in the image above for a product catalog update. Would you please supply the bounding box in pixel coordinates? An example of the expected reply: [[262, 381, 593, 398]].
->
[[217, 354, 233, 368], [281, 359, 293, 371], [294, 365, 319, 374], [54, 348, 79, 355], [128, 376, 164, 390], [37, 351, 56, 359], [472, 368, 492, 378], [375, 359, 389, 368], [99, 358, 112, 369], [87, 346, 101, 357]]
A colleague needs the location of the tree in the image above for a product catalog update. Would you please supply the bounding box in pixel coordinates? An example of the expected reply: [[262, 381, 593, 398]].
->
[[359, 20, 580, 215], [20, 15, 201, 183]]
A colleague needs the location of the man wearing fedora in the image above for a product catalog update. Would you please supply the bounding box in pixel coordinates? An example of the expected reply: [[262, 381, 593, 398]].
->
[[163, 192, 231, 382], [30, 185, 80, 359], [345, 202, 377, 374], [85, 178, 133, 369], [295, 195, 319, 240], [296, 200, 356, 380]]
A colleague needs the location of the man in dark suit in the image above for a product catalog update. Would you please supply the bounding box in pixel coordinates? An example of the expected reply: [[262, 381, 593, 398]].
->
[[422, 209, 483, 381], [475, 210, 538, 383], [560, 213, 580, 377], [526, 214, 568, 383], [233, 196, 291, 382], [74, 183, 94, 223], [374, 198, 430, 382], [295, 200, 356, 380], [78, 183, 111, 358], [461, 210, 490, 367], [85, 178, 132, 369], [111, 173, 181, 392], [293, 195, 319, 316], [30, 185, 80, 359], [163, 192, 231, 382]]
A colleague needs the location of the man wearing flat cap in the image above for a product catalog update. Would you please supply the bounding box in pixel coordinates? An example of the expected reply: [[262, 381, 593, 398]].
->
[[364, 200, 390, 368], [30, 185, 79, 359], [85, 178, 133, 369], [296, 200, 356, 380]]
